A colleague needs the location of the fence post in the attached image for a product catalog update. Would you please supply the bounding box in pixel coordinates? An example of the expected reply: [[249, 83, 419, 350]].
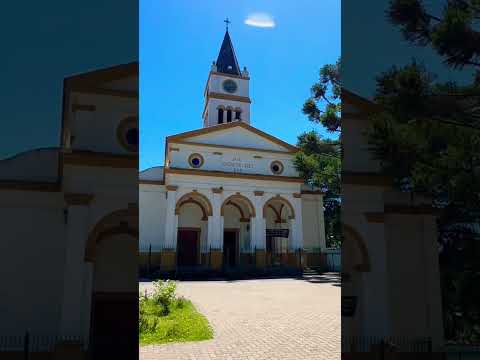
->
[[24, 331, 29, 360], [147, 243, 152, 278]]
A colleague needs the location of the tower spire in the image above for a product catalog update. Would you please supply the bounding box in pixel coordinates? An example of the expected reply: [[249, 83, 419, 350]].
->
[[215, 23, 241, 76]]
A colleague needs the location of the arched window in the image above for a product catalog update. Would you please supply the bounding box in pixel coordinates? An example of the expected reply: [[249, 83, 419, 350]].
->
[[226, 109, 232, 122], [218, 108, 224, 124], [235, 110, 241, 120]]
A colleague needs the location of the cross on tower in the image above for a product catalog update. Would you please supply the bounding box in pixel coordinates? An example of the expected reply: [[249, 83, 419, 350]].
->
[[224, 17, 231, 30]]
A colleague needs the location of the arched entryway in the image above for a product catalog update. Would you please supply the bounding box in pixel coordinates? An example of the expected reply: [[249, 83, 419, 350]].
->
[[221, 194, 255, 268], [85, 206, 138, 359], [341, 223, 370, 348], [263, 195, 295, 267], [175, 192, 212, 268]]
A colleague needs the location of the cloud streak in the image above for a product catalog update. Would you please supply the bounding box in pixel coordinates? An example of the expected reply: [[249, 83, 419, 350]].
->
[[244, 13, 275, 28]]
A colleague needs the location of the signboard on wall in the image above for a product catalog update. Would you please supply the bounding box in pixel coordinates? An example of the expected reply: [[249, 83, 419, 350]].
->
[[221, 155, 255, 173], [266, 229, 289, 238]]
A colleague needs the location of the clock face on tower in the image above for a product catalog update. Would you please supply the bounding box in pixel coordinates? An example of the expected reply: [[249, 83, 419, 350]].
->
[[222, 79, 237, 94]]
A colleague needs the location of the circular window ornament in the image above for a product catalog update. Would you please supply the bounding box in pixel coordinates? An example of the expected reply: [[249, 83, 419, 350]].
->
[[270, 161, 284, 175], [116, 116, 138, 152], [222, 79, 238, 94], [188, 153, 204, 168]]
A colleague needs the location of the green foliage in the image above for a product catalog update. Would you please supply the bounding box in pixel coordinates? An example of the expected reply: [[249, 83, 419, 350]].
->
[[294, 130, 342, 248], [302, 59, 341, 132], [152, 279, 177, 309], [139, 284, 213, 345], [366, 0, 480, 343]]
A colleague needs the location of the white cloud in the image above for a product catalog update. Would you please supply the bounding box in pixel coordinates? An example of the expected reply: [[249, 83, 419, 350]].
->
[[244, 12, 275, 28]]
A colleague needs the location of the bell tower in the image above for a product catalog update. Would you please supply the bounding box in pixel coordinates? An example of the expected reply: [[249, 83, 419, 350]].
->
[[203, 20, 251, 128]]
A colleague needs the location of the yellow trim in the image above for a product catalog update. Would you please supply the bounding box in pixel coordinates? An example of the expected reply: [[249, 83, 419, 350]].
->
[[167, 121, 298, 153], [262, 195, 295, 219]]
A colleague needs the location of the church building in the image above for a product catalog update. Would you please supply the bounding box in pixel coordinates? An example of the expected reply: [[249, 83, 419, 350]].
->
[[139, 29, 327, 274]]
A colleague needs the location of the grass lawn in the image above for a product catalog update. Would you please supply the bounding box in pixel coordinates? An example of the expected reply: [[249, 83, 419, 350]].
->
[[139, 297, 213, 346]]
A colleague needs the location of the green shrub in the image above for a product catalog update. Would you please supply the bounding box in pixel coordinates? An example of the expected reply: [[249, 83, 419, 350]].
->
[[152, 280, 176, 308]]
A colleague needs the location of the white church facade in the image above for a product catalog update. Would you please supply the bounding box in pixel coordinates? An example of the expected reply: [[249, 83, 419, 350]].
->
[[139, 30, 327, 273]]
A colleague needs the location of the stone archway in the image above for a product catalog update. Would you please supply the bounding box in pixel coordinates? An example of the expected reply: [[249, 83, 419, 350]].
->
[[175, 192, 212, 267], [84, 205, 138, 359], [341, 223, 370, 344], [221, 193, 256, 267], [262, 195, 296, 267]]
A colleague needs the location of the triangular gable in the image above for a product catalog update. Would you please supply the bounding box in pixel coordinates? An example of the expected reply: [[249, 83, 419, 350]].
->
[[167, 122, 298, 153]]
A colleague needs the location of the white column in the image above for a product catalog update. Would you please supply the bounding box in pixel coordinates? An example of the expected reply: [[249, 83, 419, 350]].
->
[[211, 191, 223, 250], [252, 192, 266, 250], [163, 187, 177, 249], [249, 217, 256, 252], [59, 201, 91, 337], [291, 196, 304, 251], [207, 216, 214, 251]]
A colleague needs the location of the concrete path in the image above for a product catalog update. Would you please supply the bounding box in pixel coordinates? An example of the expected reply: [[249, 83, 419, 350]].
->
[[139, 273, 340, 360]]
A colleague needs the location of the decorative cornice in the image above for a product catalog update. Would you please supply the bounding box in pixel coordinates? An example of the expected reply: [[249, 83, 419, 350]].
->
[[172, 140, 295, 155], [166, 121, 298, 153], [212, 187, 223, 194], [207, 92, 251, 104], [165, 167, 304, 183], [64, 193, 94, 206], [166, 185, 178, 191], [139, 180, 165, 185], [254, 191, 264, 196], [209, 71, 250, 80], [63, 151, 137, 168]]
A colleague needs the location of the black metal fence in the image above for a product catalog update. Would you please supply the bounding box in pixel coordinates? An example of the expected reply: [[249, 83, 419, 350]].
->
[[0, 332, 83, 356], [342, 336, 433, 353]]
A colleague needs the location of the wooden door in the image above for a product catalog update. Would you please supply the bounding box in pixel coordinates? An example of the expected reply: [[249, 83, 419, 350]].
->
[[177, 229, 199, 266]]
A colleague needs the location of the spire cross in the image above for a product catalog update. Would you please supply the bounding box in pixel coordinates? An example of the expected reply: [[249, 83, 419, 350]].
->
[[224, 17, 231, 30]]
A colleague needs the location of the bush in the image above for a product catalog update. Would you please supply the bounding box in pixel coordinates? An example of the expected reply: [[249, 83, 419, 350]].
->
[[152, 280, 177, 308]]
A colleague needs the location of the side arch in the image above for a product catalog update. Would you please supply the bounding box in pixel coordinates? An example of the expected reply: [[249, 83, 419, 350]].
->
[[221, 194, 256, 218], [175, 191, 213, 217], [85, 206, 138, 262], [342, 223, 371, 272], [262, 195, 295, 220]]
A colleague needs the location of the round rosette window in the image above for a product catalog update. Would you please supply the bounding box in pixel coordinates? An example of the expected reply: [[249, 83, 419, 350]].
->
[[188, 153, 204, 168], [270, 160, 284, 175], [116, 116, 138, 152]]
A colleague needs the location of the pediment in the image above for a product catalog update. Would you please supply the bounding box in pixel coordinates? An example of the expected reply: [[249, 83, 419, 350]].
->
[[167, 122, 297, 153]]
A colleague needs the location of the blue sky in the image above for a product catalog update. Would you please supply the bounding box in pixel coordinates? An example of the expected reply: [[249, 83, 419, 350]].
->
[[0, 1, 137, 160], [140, 0, 341, 170]]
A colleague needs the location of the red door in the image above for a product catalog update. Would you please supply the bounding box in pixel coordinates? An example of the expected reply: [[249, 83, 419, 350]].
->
[[177, 230, 199, 266]]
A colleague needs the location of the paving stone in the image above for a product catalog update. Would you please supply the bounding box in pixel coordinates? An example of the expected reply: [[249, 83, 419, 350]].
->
[[140, 274, 340, 360]]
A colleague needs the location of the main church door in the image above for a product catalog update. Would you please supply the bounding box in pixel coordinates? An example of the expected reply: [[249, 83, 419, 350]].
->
[[177, 229, 199, 266], [223, 230, 238, 268]]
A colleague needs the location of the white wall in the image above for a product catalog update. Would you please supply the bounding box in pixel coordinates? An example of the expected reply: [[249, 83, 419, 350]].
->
[[301, 195, 326, 251], [70, 93, 137, 154], [0, 192, 66, 335], [169, 143, 298, 177], [139, 184, 166, 252]]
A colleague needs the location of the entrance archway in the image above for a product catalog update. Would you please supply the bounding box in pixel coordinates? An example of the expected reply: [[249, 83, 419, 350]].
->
[[221, 194, 255, 268], [341, 223, 370, 345], [263, 196, 295, 267], [175, 192, 211, 268], [85, 206, 138, 359]]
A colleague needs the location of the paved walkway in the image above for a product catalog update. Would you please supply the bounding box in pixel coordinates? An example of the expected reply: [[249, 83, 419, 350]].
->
[[139, 273, 340, 360]]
